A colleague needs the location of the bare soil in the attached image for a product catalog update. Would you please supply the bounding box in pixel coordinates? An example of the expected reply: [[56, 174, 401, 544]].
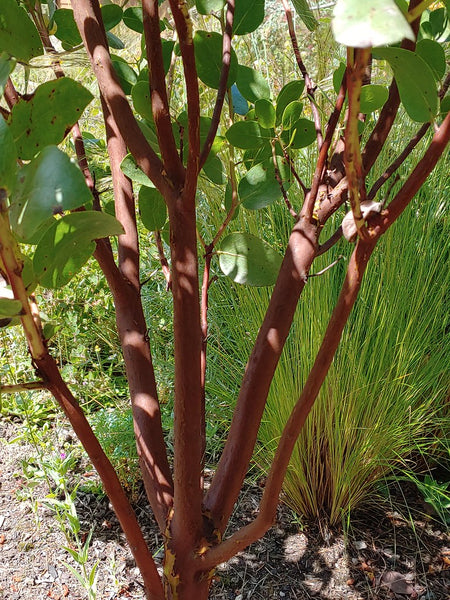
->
[[0, 419, 448, 600]]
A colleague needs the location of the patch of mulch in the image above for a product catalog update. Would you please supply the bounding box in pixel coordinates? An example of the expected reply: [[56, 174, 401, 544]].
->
[[0, 419, 448, 599]]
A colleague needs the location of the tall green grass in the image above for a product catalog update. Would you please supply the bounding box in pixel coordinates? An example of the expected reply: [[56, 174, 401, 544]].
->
[[208, 154, 449, 524]]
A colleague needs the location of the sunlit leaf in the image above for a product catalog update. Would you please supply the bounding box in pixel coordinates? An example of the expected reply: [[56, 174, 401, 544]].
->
[[225, 120, 270, 149], [281, 118, 316, 148], [0, 0, 43, 61], [234, 0, 265, 35], [332, 0, 415, 47], [255, 99, 276, 129], [101, 4, 123, 31], [194, 31, 238, 89], [123, 7, 143, 32], [196, 0, 226, 15], [34, 212, 124, 289], [0, 299, 22, 319], [218, 232, 282, 286], [373, 47, 438, 122], [275, 80, 305, 125], [9, 78, 93, 160], [291, 0, 319, 31], [332, 62, 346, 94], [120, 154, 154, 187], [416, 39, 446, 81], [236, 65, 271, 103], [53, 9, 82, 49], [281, 101, 304, 129], [239, 157, 292, 210], [359, 84, 389, 113], [10, 146, 92, 242]]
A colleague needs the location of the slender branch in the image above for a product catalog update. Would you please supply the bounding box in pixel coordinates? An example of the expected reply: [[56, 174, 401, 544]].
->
[[154, 230, 172, 289], [303, 76, 347, 220], [344, 47, 371, 239], [281, 0, 323, 148], [142, 0, 185, 185], [200, 239, 376, 570], [378, 111, 450, 233], [316, 226, 343, 256], [199, 0, 235, 170], [0, 381, 48, 394], [70, 0, 177, 202], [272, 143, 298, 219], [4, 78, 20, 108], [407, 0, 434, 22], [367, 123, 429, 201]]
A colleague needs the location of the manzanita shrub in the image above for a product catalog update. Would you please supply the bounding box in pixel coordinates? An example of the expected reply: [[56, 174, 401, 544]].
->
[[0, 1, 449, 598]]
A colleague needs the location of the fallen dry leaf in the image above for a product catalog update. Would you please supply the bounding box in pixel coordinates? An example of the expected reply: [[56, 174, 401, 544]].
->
[[378, 571, 415, 596]]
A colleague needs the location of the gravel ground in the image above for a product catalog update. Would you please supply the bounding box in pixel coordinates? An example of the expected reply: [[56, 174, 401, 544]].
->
[[1, 419, 449, 600]]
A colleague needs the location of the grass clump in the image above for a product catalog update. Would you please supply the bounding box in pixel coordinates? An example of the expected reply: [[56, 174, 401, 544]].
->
[[208, 162, 449, 525]]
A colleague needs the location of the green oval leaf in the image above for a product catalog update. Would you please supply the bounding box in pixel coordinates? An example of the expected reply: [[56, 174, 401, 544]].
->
[[359, 84, 389, 113], [202, 154, 226, 184], [139, 186, 167, 231], [281, 118, 316, 148], [120, 153, 154, 187], [239, 157, 292, 210], [111, 55, 137, 95], [196, 0, 226, 15], [236, 65, 271, 103], [123, 7, 143, 33], [332, 0, 414, 47], [106, 31, 125, 50], [225, 120, 269, 149], [255, 99, 276, 129], [9, 78, 93, 160], [0, 114, 17, 196], [101, 4, 123, 31], [234, 0, 265, 35], [218, 232, 282, 286], [373, 47, 438, 122], [53, 9, 82, 49], [276, 80, 305, 125], [194, 31, 238, 89], [0, 299, 22, 319], [34, 212, 124, 289], [281, 101, 304, 129], [291, 0, 319, 32], [132, 81, 154, 122], [0, 0, 43, 61], [239, 161, 282, 211], [416, 39, 446, 81], [332, 62, 346, 94], [10, 146, 92, 242]]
